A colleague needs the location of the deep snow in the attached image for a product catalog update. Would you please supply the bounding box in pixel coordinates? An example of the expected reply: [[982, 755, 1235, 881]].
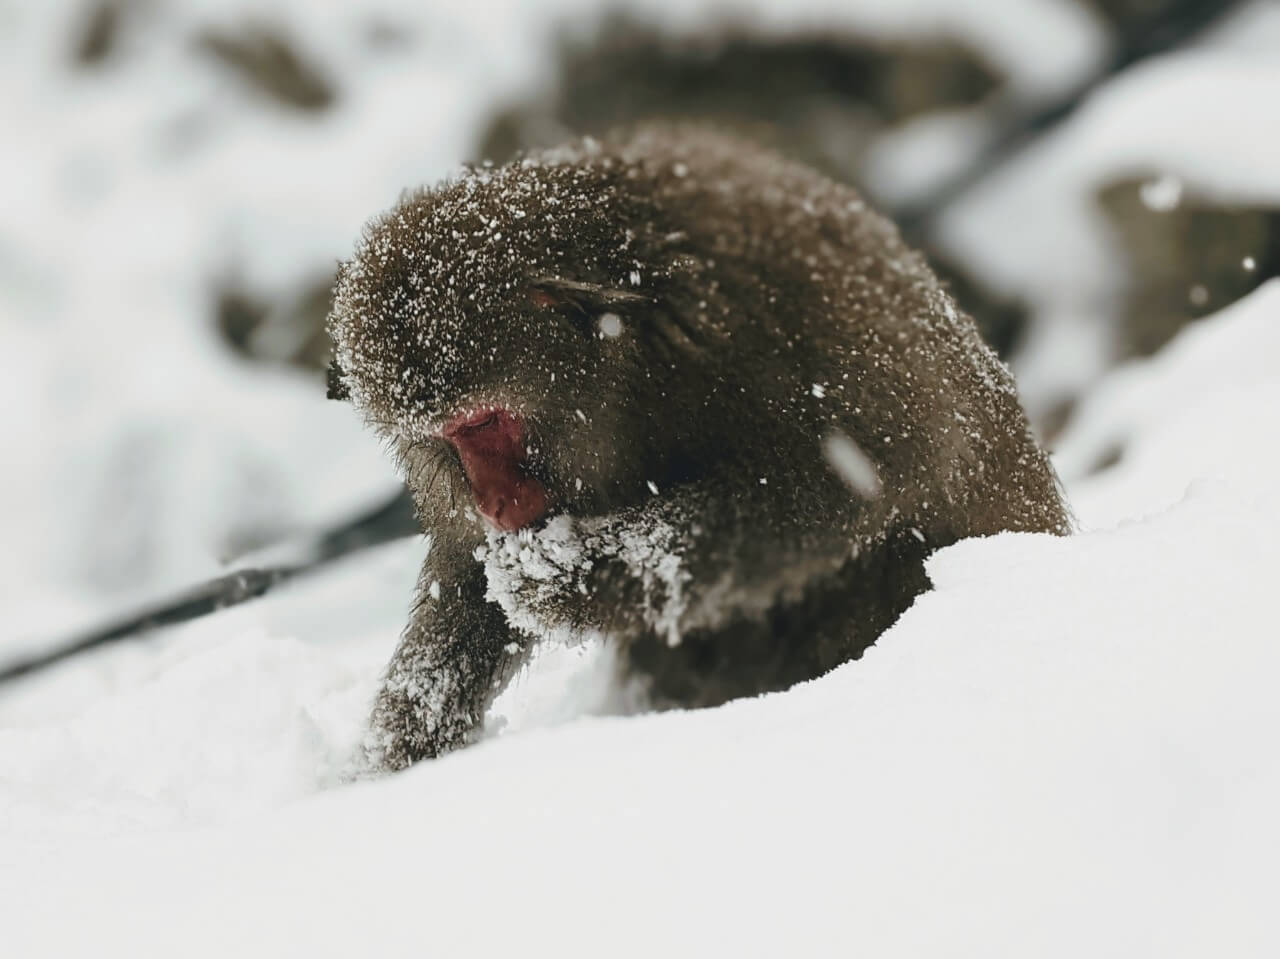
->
[[4, 428, 1279, 956]]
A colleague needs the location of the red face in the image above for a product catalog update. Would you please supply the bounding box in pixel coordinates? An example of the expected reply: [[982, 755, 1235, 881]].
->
[[441, 408, 549, 532]]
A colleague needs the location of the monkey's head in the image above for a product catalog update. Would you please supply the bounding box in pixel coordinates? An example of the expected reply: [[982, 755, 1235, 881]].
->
[[328, 142, 717, 532]]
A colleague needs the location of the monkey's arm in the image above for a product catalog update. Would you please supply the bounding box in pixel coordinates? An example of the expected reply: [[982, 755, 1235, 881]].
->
[[482, 475, 857, 646], [365, 540, 528, 771]]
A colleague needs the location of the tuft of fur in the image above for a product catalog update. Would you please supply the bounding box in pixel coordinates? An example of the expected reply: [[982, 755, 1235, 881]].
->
[[328, 125, 1070, 771]]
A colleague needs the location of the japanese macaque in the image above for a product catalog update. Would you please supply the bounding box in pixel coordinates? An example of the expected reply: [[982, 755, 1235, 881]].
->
[[327, 125, 1069, 771]]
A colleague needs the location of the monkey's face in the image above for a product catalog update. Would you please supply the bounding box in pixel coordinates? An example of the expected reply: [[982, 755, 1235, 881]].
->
[[405, 275, 661, 533], [328, 155, 703, 532]]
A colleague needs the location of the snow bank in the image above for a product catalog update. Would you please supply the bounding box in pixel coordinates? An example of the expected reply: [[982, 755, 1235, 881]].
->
[[3, 472, 1277, 956], [1055, 279, 1280, 528]]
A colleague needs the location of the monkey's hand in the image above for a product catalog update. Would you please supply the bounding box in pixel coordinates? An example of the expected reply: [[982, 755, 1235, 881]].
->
[[480, 512, 692, 647], [481, 478, 856, 649], [363, 550, 528, 773]]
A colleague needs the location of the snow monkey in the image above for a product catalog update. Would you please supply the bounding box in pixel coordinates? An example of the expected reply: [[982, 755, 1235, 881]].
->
[[327, 125, 1070, 772]]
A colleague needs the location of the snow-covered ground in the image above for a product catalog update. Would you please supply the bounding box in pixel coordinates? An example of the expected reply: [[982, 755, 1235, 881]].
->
[[2, 2, 1278, 956]]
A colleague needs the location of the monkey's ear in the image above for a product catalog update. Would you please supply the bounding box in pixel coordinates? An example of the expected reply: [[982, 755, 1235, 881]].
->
[[326, 359, 350, 401], [529, 277, 649, 311]]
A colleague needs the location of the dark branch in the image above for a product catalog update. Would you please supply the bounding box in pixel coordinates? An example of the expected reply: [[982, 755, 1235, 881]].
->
[[0, 488, 420, 686]]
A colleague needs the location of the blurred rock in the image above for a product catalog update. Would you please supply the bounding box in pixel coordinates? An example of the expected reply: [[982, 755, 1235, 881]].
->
[[476, 14, 1001, 187], [72, 0, 124, 66], [215, 275, 335, 375], [1097, 175, 1279, 357], [194, 23, 336, 112]]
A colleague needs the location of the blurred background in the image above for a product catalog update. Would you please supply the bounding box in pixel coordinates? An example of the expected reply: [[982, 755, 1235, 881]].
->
[[1, 0, 1278, 679]]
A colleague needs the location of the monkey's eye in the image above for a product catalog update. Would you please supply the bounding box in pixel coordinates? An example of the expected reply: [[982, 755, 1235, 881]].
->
[[529, 277, 647, 338], [528, 286, 595, 338], [530, 278, 648, 310]]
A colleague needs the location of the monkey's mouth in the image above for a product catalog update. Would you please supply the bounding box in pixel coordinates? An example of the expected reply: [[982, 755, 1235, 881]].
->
[[441, 407, 549, 532]]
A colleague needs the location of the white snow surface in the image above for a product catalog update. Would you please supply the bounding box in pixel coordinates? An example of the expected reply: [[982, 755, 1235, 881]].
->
[[4, 2, 1280, 955], [1056, 280, 1280, 530]]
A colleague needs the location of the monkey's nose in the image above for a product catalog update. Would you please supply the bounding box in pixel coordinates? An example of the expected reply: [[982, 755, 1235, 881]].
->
[[442, 407, 549, 531]]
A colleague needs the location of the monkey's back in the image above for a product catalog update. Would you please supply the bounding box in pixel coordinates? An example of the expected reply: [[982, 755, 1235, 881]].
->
[[583, 126, 1069, 704], [602, 125, 1070, 543]]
